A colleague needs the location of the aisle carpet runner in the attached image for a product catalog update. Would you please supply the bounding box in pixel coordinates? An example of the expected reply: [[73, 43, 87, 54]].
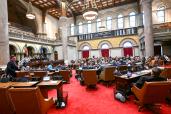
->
[[48, 70, 171, 114]]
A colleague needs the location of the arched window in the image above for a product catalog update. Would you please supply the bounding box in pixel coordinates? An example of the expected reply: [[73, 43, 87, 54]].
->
[[157, 6, 165, 23], [82, 45, 90, 58], [79, 22, 83, 34], [87, 21, 92, 33], [70, 24, 74, 35], [101, 43, 109, 49], [118, 14, 124, 29], [96, 19, 101, 32], [83, 46, 90, 50], [123, 42, 133, 56], [123, 42, 133, 47], [129, 12, 136, 27], [106, 17, 112, 30], [101, 43, 109, 57]]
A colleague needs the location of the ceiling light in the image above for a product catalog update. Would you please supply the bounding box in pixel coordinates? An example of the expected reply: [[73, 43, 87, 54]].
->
[[83, 0, 98, 21], [26, 2, 36, 20]]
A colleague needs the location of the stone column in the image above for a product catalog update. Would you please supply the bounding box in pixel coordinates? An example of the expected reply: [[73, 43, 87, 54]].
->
[[141, 0, 154, 57], [58, 1, 70, 63], [42, 10, 47, 34], [0, 0, 9, 65], [59, 17, 69, 63]]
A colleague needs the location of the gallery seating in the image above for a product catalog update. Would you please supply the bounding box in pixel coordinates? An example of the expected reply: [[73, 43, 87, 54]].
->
[[131, 81, 171, 112], [9, 87, 54, 114]]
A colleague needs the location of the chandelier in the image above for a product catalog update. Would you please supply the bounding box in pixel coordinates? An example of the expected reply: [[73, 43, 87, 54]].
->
[[83, 0, 98, 21], [26, 1, 35, 20]]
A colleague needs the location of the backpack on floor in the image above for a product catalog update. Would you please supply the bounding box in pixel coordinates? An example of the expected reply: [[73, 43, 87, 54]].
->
[[114, 91, 126, 103]]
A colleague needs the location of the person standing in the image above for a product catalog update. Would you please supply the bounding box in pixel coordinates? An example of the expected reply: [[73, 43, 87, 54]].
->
[[5, 55, 19, 78]]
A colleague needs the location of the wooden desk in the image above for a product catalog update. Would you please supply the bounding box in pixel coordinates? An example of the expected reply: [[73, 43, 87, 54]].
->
[[30, 72, 57, 76], [0, 82, 15, 88], [11, 81, 38, 88], [47, 72, 55, 76], [115, 70, 151, 96], [37, 80, 63, 101]]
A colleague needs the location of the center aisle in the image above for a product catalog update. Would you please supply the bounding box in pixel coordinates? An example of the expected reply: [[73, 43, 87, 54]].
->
[[48, 70, 170, 114]]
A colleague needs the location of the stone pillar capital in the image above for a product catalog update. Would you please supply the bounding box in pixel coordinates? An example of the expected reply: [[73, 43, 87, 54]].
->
[[140, 0, 153, 5], [59, 16, 69, 27]]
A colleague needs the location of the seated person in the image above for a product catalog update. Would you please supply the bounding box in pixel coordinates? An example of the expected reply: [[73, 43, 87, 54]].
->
[[47, 63, 55, 71], [134, 67, 166, 89], [56, 64, 62, 71]]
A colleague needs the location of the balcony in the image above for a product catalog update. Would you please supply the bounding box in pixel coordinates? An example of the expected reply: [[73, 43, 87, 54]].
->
[[77, 27, 138, 41], [153, 22, 171, 34], [8, 24, 62, 45]]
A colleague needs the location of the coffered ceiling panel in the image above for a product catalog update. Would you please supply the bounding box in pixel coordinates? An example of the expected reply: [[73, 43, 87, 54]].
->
[[24, 0, 138, 19]]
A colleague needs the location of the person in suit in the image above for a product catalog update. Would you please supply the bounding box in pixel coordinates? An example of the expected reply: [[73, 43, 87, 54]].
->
[[134, 67, 166, 89], [5, 55, 19, 78]]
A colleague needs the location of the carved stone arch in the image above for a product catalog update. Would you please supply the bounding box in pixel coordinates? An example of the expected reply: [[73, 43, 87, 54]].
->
[[119, 38, 138, 47], [79, 42, 92, 50], [128, 9, 138, 15], [153, 0, 167, 10], [156, 2, 166, 10], [40, 46, 50, 53], [115, 8, 127, 16], [9, 42, 21, 53], [26, 44, 38, 53], [98, 40, 112, 49]]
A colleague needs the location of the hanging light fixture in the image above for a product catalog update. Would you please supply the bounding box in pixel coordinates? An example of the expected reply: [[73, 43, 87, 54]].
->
[[26, 1, 35, 20], [83, 0, 98, 21]]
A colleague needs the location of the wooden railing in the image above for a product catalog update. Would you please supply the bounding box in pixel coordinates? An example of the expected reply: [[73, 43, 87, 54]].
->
[[77, 27, 138, 41], [8, 25, 63, 45]]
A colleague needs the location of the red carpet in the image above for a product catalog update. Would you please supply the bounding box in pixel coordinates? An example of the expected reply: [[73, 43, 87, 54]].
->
[[48, 70, 171, 114]]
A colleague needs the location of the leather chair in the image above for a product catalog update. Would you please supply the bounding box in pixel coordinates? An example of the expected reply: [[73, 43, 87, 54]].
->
[[0, 83, 15, 114], [82, 70, 97, 87], [16, 71, 31, 81], [59, 70, 70, 83], [131, 81, 171, 112], [118, 65, 127, 74], [9, 87, 54, 114], [33, 71, 47, 81], [99, 66, 116, 85]]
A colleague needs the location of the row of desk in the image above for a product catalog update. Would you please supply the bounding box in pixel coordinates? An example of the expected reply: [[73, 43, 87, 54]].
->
[[115, 70, 152, 96], [0, 80, 64, 107]]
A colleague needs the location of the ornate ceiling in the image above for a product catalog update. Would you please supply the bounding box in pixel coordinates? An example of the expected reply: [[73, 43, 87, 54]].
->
[[24, 0, 138, 19]]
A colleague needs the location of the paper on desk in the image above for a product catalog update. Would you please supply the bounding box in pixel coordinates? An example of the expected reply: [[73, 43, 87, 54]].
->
[[140, 69, 152, 73]]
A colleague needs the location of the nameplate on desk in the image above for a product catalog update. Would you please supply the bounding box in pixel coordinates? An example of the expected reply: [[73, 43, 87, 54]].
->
[[50, 81, 58, 83], [28, 81, 37, 84]]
